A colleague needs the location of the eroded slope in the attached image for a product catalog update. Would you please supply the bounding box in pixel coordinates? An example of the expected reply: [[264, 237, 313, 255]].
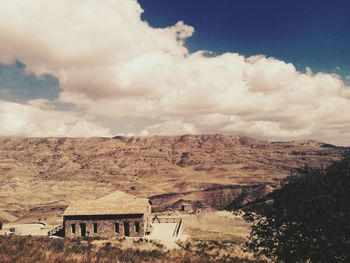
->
[[0, 135, 348, 222]]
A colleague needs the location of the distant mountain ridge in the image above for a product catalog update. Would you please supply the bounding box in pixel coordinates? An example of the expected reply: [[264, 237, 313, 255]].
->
[[0, 135, 348, 223]]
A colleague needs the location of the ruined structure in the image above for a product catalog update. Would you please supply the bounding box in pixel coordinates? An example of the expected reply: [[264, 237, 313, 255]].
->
[[63, 191, 152, 238]]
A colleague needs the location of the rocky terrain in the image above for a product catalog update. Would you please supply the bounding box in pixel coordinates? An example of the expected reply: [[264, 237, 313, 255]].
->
[[0, 135, 348, 224]]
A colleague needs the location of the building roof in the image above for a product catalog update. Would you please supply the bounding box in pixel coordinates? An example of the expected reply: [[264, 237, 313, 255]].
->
[[63, 191, 150, 216]]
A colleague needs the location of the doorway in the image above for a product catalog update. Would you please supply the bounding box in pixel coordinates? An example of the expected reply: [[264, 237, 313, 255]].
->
[[80, 223, 86, 237], [124, 222, 130, 236]]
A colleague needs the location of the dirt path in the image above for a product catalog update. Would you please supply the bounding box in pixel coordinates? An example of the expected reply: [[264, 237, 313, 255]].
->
[[146, 222, 186, 249], [0, 223, 50, 236]]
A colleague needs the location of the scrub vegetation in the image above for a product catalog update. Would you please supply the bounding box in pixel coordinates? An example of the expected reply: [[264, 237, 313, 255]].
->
[[0, 236, 266, 263], [248, 157, 350, 263]]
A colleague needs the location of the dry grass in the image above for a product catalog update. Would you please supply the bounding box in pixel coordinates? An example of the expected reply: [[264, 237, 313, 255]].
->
[[177, 239, 267, 263], [177, 211, 268, 262], [182, 211, 251, 240], [0, 236, 266, 263], [0, 236, 185, 263]]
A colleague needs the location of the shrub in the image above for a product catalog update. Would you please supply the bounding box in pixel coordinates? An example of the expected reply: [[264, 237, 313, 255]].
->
[[247, 157, 350, 262]]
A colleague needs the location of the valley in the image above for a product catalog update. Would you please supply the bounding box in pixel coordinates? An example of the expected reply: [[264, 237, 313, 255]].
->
[[0, 135, 348, 224]]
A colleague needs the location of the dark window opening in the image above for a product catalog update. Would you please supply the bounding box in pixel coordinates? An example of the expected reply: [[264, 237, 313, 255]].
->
[[93, 223, 98, 234], [71, 224, 76, 234], [80, 223, 86, 237], [115, 223, 119, 233], [124, 222, 130, 236], [135, 222, 140, 233]]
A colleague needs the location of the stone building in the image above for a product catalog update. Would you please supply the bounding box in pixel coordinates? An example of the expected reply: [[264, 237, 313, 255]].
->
[[181, 203, 192, 212], [63, 191, 152, 238]]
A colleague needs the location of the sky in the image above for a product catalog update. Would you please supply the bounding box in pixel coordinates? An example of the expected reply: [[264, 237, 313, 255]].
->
[[140, 0, 350, 76], [0, 0, 350, 145]]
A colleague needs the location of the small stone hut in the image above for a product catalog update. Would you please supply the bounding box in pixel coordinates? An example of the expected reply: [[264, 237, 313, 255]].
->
[[181, 203, 192, 212], [63, 191, 152, 238]]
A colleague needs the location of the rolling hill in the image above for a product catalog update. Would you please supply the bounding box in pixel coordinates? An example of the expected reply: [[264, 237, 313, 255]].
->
[[0, 135, 348, 224]]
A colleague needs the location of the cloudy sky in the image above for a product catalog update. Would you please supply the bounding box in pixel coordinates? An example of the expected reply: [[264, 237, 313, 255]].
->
[[0, 0, 350, 145]]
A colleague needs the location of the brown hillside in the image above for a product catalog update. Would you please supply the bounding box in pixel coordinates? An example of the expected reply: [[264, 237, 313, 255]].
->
[[0, 135, 348, 223]]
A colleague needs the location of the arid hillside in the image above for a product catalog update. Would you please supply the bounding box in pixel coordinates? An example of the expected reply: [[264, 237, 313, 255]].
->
[[0, 135, 348, 223]]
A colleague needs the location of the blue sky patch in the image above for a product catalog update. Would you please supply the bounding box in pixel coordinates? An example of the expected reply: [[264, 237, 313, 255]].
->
[[0, 60, 61, 103]]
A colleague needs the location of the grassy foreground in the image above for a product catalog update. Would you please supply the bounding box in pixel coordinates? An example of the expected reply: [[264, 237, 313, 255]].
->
[[0, 236, 266, 263]]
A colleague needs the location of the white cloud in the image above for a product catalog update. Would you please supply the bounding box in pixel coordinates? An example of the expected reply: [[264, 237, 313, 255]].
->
[[0, 0, 350, 145], [141, 119, 199, 136], [0, 100, 111, 137]]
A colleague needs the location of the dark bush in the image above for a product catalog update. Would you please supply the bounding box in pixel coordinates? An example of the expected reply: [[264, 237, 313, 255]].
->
[[248, 157, 350, 262]]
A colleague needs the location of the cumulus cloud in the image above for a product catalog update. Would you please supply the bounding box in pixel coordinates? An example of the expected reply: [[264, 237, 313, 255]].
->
[[140, 119, 199, 136], [0, 0, 350, 145], [0, 100, 111, 137]]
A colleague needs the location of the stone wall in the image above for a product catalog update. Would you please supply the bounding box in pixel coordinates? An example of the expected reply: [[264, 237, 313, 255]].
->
[[64, 214, 146, 239]]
